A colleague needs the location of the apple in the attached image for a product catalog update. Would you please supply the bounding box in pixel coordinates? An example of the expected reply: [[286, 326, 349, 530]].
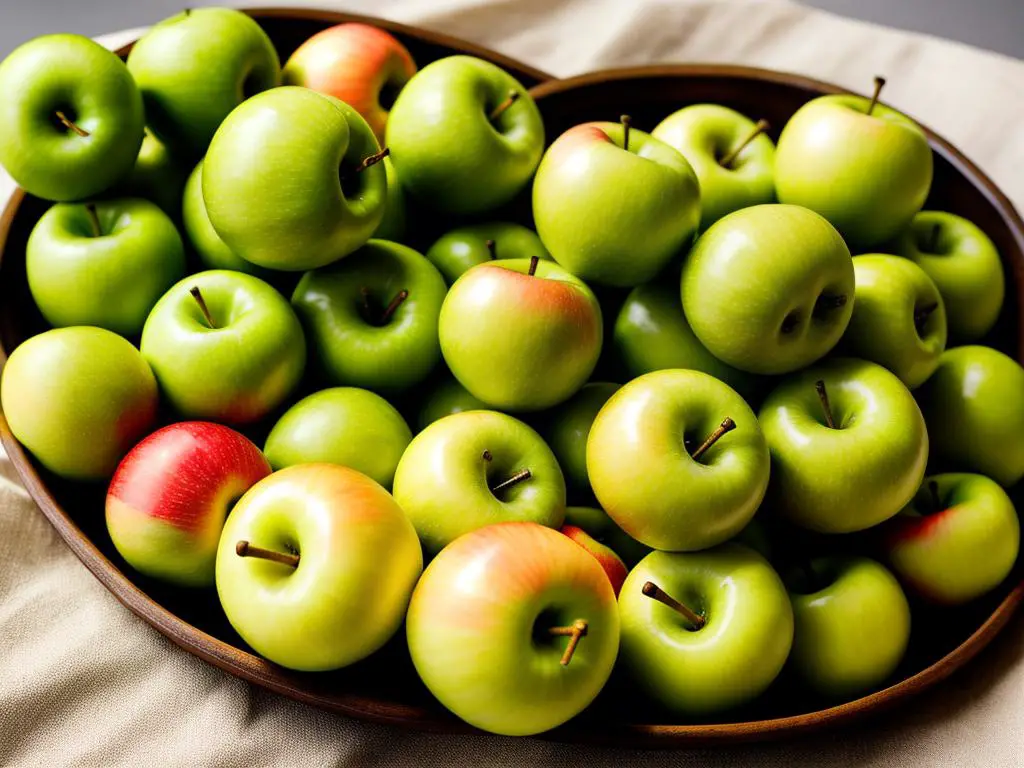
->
[[618, 544, 793, 715], [387, 55, 544, 215], [374, 157, 406, 242], [883, 473, 1020, 604], [759, 358, 928, 533], [892, 210, 1006, 343], [533, 119, 701, 287], [416, 373, 488, 431], [140, 270, 306, 425], [539, 382, 619, 501], [392, 410, 566, 555], [426, 222, 550, 285], [915, 346, 1024, 487], [0, 33, 144, 201], [292, 239, 447, 395], [106, 422, 271, 587], [118, 131, 190, 220], [842, 254, 947, 389], [127, 8, 280, 155], [651, 104, 775, 231], [564, 505, 649, 567], [282, 22, 417, 144], [406, 522, 619, 735], [204, 87, 387, 271], [681, 204, 854, 375], [1, 327, 157, 481], [560, 524, 629, 596], [264, 387, 412, 490], [439, 257, 602, 411], [27, 198, 187, 337], [588, 369, 769, 551], [217, 463, 422, 671]]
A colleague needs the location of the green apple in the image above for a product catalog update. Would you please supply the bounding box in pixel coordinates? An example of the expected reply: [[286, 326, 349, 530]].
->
[[27, 198, 186, 337], [915, 346, 1024, 487], [204, 87, 386, 271], [564, 505, 649, 568], [842, 254, 947, 389], [217, 464, 422, 671], [892, 210, 1005, 343], [292, 239, 446, 395], [416, 373, 488, 431], [618, 544, 793, 715], [264, 387, 412, 490], [117, 131, 190, 220], [426, 222, 550, 285], [407, 521, 619, 735], [392, 410, 566, 555], [588, 370, 769, 551], [0, 33, 144, 201], [533, 119, 700, 287], [682, 204, 854, 375], [651, 104, 775, 231], [759, 358, 928, 532], [373, 157, 406, 242], [141, 270, 306, 425], [1, 327, 157, 480], [127, 8, 280, 155], [386, 55, 544, 215]]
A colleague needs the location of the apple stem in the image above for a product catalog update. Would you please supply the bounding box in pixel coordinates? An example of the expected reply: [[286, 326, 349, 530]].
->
[[235, 540, 299, 568], [914, 302, 939, 333], [641, 581, 705, 630], [927, 222, 942, 253], [490, 468, 531, 495], [85, 203, 102, 238], [528, 255, 539, 277], [485, 239, 497, 260], [690, 417, 736, 461], [620, 114, 632, 152], [867, 75, 886, 116], [488, 90, 520, 122], [927, 479, 943, 512], [482, 450, 493, 462], [55, 110, 89, 137], [815, 380, 836, 429], [354, 147, 390, 174], [720, 119, 770, 169], [380, 289, 409, 324], [190, 286, 216, 329], [549, 619, 588, 666]]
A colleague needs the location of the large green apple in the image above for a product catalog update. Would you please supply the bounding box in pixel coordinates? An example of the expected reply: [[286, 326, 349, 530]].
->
[[118, 131, 190, 220], [426, 222, 550, 285], [539, 382, 619, 502], [416, 373, 488, 431]]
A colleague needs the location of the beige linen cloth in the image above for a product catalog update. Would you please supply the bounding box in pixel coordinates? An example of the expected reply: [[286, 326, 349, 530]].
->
[[2, 1, 1024, 765]]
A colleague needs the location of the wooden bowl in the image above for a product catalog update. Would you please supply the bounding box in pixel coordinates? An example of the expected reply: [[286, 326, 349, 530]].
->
[[1, 21, 1022, 746]]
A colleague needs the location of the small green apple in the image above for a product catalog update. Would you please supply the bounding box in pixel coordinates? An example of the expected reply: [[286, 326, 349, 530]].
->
[[426, 221, 550, 285], [539, 382, 619, 501], [416, 373, 488, 431], [118, 131, 190, 220]]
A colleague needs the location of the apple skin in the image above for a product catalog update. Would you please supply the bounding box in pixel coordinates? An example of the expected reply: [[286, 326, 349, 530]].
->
[[439, 258, 603, 411], [27, 198, 187, 337], [426, 222, 551, 285], [651, 104, 775, 231], [416, 373, 488, 431], [774, 94, 933, 250], [681, 204, 854, 375], [216, 464, 423, 672], [588, 369, 769, 551], [561, 525, 629, 596], [842, 254, 947, 389], [406, 522, 619, 736], [786, 556, 910, 699], [386, 55, 544, 215], [618, 544, 794, 715], [533, 121, 701, 288], [264, 387, 412, 490], [759, 358, 928, 533], [0, 34, 144, 201], [916, 346, 1024, 487], [564, 505, 650, 568], [106, 421, 271, 587], [282, 23, 417, 145], [539, 382, 619, 501], [392, 410, 566, 555], [118, 131, 190, 221], [883, 473, 1020, 605], [1, 327, 158, 481], [127, 8, 280, 155], [373, 158, 406, 242], [204, 87, 386, 271], [892, 210, 1005, 343]]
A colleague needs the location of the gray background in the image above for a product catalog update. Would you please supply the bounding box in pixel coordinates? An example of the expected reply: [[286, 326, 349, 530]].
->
[[1, 0, 1022, 60]]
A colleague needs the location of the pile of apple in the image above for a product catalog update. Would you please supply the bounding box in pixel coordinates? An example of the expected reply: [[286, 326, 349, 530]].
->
[[1, 7, 1022, 738]]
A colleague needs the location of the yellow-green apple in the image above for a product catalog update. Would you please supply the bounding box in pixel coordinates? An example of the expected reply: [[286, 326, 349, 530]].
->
[[618, 544, 793, 715], [439, 257, 602, 411], [416, 372, 488, 431], [118, 131, 190, 220], [0, 34, 144, 201], [560, 524, 629, 596], [392, 410, 566, 555], [426, 221, 550, 285], [264, 387, 412, 490], [127, 8, 280, 155], [588, 370, 769, 551], [203, 87, 386, 271], [1, 327, 157, 480], [539, 382, 619, 501], [282, 23, 417, 144], [106, 422, 271, 586], [533, 119, 700, 287], [681, 204, 854, 375], [882, 473, 1020, 604], [387, 56, 544, 215], [564, 505, 649, 567], [893, 210, 1005, 343], [374, 158, 406, 242], [292, 240, 446, 395], [216, 463, 422, 671], [141, 270, 306, 425], [27, 198, 186, 337], [759, 358, 928, 532], [406, 522, 619, 735], [652, 104, 775, 231]]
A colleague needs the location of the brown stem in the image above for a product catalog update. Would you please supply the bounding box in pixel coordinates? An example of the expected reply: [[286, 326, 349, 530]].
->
[[549, 619, 588, 666], [641, 581, 705, 630], [235, 540, 299, 568], [190, 286, 216, 329], [914, 302, 939, 333], [866, 75, 886, 116], [690, 418, 736, 461], [528, 255, 539, 277], [354, 147, 389, 174], [55, 110, 89, 137], [490, 468, 531, 495], [85, 204, 102, 238], [485, 239, 497, 260], [815, 380, 836, 429], [482, 450, 493, 462], [488, 90, 519, 122], [720, 119, 770, 168], [926, 222, 942, 253], [620, 114, 632, 152], [380, 289, 409, 324]]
